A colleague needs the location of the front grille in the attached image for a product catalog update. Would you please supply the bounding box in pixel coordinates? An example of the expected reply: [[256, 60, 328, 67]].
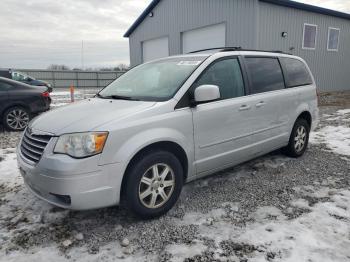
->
[[20, 129, 52, 164]]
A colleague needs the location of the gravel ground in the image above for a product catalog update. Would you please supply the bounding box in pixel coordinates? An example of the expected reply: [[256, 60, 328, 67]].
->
[[0, 92, 349, 261]]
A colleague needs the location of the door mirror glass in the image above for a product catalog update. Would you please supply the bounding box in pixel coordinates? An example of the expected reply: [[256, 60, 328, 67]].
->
[[194, 85, 220, 103]]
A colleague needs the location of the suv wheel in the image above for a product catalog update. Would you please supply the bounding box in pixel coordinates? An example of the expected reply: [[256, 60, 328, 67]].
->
[[284, 118, 310, 158], [124, 150, 184, 219], [3, 107, 30, 131]]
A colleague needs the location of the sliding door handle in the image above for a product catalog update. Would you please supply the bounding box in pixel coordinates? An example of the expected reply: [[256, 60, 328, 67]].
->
[[256, 101, 266, 108], [239, 105, 251, 111]]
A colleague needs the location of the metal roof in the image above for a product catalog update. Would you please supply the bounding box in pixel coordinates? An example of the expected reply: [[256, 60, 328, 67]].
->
[[124, 0, 161, 37], [260, 0, 350, 20], [124, 0, 350, 38]]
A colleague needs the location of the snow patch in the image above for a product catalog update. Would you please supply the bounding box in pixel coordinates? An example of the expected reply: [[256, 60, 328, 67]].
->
[[310, 125, 350, 156], [174, 188, 350, 261], [166, 241, 206, 262], [337, 109, 350, 115], [0, 148, 22, 188]]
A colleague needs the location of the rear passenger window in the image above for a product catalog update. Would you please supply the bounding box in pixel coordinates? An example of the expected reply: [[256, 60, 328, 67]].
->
[[193, 58, 245, 100], [245, 58, 285, 94], [281, 58, 313, 88]]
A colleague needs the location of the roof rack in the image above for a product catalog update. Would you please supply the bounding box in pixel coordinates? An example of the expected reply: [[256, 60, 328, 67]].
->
[[189, 47, 287, 54]]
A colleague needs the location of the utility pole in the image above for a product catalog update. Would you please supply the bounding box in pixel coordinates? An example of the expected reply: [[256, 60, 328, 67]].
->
[[81, 40, 84, 70]]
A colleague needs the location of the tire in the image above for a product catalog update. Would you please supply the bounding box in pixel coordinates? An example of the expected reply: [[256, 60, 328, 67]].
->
[[124, 150, 184, 219], [3, 106, 30, 131], [284, 118, 310, 158]]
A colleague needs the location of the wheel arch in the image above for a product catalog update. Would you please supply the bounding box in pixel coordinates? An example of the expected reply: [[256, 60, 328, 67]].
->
[[120, 140, 189, 202], [1, 103, 31, 117], [296, 111, 312, 128]]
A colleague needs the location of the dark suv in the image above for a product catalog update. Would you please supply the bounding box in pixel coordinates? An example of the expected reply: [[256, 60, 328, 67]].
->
[[0, 69, 53, 92], [0, 77, 51, 131]]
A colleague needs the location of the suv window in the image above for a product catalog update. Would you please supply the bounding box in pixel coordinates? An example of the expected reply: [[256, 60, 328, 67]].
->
[[281, 58, 313, 88], [193, 58, 245, 100], [245, 57, 285, 94]]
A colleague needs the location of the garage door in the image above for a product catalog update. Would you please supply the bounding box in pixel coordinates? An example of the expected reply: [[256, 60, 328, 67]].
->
[[142, 37, 169, 63], [182, 23, 226, 54]]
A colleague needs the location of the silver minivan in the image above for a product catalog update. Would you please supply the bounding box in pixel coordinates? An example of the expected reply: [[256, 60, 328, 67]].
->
[[17, 49, 319, 218]]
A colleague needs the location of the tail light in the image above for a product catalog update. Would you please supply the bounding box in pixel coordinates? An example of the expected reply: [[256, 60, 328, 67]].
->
[[41, 91, 50, 98]]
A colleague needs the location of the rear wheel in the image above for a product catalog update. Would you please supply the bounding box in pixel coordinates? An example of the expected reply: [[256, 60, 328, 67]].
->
[[3, 107, 30, 131], [284, 118, 310, 158], [124, 150, 184, 219]]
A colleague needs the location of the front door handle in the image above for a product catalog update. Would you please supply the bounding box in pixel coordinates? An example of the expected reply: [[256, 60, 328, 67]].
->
[[239, 105, 251, 111], [256, 101, 266, 108]]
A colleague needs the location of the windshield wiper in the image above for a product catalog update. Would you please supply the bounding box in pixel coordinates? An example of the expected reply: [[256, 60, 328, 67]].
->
[[96, 94, 140, 101]]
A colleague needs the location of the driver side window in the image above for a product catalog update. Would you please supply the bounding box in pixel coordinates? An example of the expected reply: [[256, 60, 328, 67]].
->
[[193, 58, 245, 100]]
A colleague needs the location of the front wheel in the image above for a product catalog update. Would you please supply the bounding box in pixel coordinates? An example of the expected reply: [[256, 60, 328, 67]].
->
[[284, 118, 310, 158], [3, 107, 30, 131], [124, 150, 184, 219]]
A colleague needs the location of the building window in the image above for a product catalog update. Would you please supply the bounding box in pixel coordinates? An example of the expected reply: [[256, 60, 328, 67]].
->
[[302, 24, 317, 50], [327, 27, 340, 51]]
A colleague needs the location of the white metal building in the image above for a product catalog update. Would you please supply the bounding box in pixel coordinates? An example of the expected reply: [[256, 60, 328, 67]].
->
[[124, 0, 350, 91]]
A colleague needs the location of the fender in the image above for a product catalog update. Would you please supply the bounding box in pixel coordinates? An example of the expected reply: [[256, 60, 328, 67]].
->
[[99, 127, 195, 177]]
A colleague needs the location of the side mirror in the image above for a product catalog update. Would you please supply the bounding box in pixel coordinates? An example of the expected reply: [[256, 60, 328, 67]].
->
[[194, 85, 220, 104]]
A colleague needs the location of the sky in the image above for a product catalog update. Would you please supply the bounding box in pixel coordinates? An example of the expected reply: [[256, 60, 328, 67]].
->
[[0, 0, 349, 69]]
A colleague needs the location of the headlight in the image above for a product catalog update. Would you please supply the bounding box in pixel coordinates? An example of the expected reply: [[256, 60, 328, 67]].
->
[[54, 132, 108, 158]]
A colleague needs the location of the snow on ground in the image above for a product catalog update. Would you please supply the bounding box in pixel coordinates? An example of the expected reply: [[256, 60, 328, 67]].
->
[[310, 126, 350, 156], [310, 109, 350, 156], [173, 187, 350, 262], [3, 145, 349, 262], [0, 148, 21, 188]]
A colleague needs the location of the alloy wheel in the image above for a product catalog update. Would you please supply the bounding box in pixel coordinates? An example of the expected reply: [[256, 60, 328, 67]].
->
[[294, 126, 307, 152], [138, 163, 175, 209], [6, 108, 29, 131]]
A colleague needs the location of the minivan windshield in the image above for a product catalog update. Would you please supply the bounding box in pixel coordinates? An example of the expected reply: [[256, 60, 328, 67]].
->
[[98, 56, 207, 101]]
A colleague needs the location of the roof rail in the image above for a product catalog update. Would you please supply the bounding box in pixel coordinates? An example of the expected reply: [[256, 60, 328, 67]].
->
[[189, 47, 287, 54], [188, 47, 241, 54]]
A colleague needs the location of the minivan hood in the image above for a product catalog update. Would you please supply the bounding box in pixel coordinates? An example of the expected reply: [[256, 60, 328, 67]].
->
[[30, 98, 156, 135]]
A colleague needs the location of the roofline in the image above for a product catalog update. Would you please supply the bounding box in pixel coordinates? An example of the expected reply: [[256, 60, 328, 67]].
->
[[124, 0, 162, 37], [124, 0, 350, 38], [260, 0, 350, 20]]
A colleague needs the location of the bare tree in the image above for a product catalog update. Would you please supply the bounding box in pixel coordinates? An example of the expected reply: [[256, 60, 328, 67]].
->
[[114, 63, 129, 71], [47, 64, 70, 70]]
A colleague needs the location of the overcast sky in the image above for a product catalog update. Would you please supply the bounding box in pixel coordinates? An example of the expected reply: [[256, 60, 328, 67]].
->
[[0, 0, 349, 69]]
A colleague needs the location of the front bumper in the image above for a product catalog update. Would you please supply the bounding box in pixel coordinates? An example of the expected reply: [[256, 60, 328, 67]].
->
[[17, 142, 124, 210]]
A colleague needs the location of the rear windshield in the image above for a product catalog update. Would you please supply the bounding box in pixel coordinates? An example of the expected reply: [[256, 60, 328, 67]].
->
[[98, 56, 207, 101], [281, 58, 313, 88]]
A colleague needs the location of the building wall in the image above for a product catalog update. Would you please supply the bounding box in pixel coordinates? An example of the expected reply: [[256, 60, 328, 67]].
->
[[258, 2, 350, 91], [128, 0, 350, 91], [129, 0, 259, 65]]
